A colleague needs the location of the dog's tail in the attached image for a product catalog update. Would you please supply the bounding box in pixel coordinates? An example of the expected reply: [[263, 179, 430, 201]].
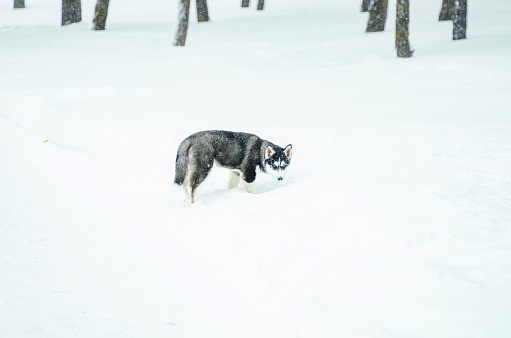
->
[[173, 139, 192, 186]]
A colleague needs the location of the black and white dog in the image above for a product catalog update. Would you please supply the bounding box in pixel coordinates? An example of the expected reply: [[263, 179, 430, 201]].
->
[[173, 130, 292, 203]]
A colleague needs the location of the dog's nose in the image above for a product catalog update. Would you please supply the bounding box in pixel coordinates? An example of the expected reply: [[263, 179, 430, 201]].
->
[[278, 177, 283, 181]]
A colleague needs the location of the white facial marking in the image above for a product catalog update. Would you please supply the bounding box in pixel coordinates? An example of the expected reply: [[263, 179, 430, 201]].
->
[[265, 160, 289, 181]]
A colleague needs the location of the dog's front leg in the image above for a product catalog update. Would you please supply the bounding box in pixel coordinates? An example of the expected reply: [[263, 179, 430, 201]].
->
[[228, 171, 241, 189], [241, 167, 257, 193], [241, 179, 256, 193]]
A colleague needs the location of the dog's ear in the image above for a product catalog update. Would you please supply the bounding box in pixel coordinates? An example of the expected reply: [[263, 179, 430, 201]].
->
[[265, 145, 275, 159], [284, 144, 292, 158]]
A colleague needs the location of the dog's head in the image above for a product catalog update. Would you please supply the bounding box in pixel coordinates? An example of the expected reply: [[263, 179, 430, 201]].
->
[[264, 144, 292, 181]]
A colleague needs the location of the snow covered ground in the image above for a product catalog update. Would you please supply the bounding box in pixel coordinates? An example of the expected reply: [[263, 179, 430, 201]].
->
[[1, 0, 511, 337]]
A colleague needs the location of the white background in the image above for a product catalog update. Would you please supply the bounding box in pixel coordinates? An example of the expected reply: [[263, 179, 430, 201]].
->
[[1, 1, 511, 337]]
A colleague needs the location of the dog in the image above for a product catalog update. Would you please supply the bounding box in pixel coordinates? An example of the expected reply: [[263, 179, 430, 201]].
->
[[173, 130, 292, 203]]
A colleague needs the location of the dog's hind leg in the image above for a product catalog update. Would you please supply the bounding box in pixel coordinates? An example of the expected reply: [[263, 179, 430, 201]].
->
[[191, 179, 207, 203], [227, 171, 241, 189], [190, 158, 214, 203]]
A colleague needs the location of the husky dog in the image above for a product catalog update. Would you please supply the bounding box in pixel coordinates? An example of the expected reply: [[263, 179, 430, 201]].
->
[[173, 130, 292, 203]]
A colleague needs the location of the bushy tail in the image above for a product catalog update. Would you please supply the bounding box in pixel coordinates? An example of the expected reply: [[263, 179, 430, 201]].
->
[[173, 139, 192, 185]]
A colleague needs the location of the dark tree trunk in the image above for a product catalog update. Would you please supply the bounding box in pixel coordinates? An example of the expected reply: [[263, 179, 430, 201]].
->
[[14, 0, 25, 9], [361, 0, 370, 12], [62, 0, 82, 26], [196, 0, 209, 22], [366, 0, 388, 33], [452, 0, 467, 40], [241, 0, 249, 8], [174, 0, 190, 46], [439, 0, 453, 21], [396, 0, 413, 58], [93, 0, 110, 30], [257, 0, 264, 11]]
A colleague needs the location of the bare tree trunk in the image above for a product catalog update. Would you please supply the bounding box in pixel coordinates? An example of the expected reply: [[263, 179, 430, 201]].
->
[[361, 0, 370, 12], [62, 0, 82, 26], [241, 0, 249, 8], [439, 0, 453, 21], [396, 0, 413, 57], [452, 0, 467, 40], [93, 0, 110, 30], [366, 0, 388, 32], [196, 0, 209, 22], [14, 0, 25, 9], [257, 0, 264, 11], [174, 0, 190, 46]]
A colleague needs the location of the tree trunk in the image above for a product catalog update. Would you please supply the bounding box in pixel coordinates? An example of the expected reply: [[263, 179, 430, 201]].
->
[[93, 0, 110, 30], [361, 0, 370, 12], [14, 0, 25, 9], [366, 0, 388, 33], [452, 0, 467, 40], [174, 0, 190, 46], [396, 0, 413, 57], [241, 0, 249, 8], [257, 0, 264, 11], [62, 0, 82, 26], [439, 0, 453, 21], [196, 0, 209, 22]]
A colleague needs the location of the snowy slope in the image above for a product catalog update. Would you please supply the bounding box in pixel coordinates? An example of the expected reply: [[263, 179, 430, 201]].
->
[[1, 0, 511, 337]]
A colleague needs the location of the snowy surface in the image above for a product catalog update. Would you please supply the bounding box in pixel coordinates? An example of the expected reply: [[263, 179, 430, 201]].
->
[[1, 0, 511, 337]]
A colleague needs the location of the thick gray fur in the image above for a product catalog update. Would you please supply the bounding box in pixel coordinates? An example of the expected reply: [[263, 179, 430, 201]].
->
[[173, 130, 292, 202]]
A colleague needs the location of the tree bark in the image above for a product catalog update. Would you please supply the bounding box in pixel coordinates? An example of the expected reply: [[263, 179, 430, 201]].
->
[[14, 0, 25, 9], [439, 0, 453, 21], [196, 0, 209, 22], [452, 0, 467, 40], [361, 0, 370, 12], [366, 0, 388, 33], [257, 0, 264, 11], [241, 0, 249, 8], [62, 0, 82, 26], [93, 0, 110, 30], [174, 0, 190, 46], [396, 0, 413, 57]]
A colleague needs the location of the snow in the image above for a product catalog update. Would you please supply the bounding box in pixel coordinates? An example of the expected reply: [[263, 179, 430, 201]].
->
[[1, 0, 511, 337]]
